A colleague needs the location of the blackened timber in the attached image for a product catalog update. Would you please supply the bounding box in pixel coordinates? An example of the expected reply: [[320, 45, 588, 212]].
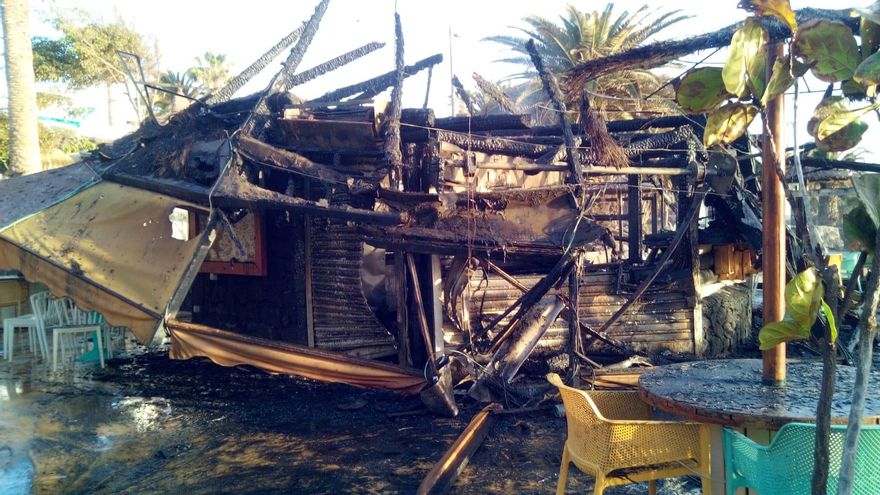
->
[[433, 114, 530, 133], [416, 404, 501, 495], [212, 170, 402, 224], [310, 54, 442, 104], [383, 13, 405, 183], [451, 75, 474, 115], [237, 135, 376, 192], [798, 157, 880, 174], [206, 26, 305, 105], [286, 41, 386, 88], [438, 127, 696, 162], [242, 0, 330, 137], [526, 38, 582, 182], [472, 72, 518, 114], [485, 115, 705, 137], [567, 8, 858, 86]]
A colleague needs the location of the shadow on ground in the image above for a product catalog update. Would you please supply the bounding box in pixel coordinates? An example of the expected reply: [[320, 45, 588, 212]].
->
[[0, 349, 702, 494]]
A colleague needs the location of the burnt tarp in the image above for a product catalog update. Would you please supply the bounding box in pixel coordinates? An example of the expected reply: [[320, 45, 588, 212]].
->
[[0, 169, 209, 343]]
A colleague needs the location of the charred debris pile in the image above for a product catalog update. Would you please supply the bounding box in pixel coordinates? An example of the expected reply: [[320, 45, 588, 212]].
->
[[91, 0, 764, 418]]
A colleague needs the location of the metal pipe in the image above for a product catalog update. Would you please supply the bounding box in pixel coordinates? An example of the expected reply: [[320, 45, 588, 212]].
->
[[475, 162, 696, 176]]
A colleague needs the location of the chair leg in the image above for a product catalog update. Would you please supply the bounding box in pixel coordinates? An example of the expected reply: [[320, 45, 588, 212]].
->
[[593, 474, 606, 495], [556, 446, 570, 495], [648, 480, 657, 495], [699, 425, 713, 495]]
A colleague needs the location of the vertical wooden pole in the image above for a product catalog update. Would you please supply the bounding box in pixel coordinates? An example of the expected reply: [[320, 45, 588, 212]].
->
[[628, 175, 643, 262], [395, 251, 411, 367], [762, 43, 786, 385]]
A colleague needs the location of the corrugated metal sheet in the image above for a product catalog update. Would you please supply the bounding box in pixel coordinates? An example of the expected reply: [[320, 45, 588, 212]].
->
[[464, 264, 695, 354], [310, 223, 397, 359]]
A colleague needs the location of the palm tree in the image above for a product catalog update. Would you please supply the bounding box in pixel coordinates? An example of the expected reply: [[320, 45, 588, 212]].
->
[[154, 70, 199, 115], [485, 4, 688, 122], [190, 52, 231, 93], [1, 0, 42, 175]]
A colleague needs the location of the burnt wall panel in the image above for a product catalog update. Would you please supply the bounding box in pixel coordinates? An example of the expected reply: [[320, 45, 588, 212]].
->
[[310, 222, 397, 360], [464, 264, 696, 355], [189, 210, 307, 344]]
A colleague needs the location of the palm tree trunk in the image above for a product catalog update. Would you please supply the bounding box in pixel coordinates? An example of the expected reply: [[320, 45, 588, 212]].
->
[[1, 0, 41, 175], [838, 226, 880, 495]]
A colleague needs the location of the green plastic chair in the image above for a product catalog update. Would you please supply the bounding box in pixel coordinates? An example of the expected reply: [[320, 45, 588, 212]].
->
[[723, 422, 880, 495]]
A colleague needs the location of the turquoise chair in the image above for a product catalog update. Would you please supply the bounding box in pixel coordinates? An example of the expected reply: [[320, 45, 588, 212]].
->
[[723, 422, 880, 495]]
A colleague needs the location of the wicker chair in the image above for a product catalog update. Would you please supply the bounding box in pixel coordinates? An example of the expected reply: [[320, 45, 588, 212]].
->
[[724, 422, 880, 495], [547, 373, 711, 495]]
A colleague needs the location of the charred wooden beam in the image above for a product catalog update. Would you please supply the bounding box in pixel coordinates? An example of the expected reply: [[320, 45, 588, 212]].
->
[[434, 114, 530, 133], [526, 39, 582, 183], [212, 169, 402, 224], [451, 75, 474, 115], [423, 66, 433, 109], [797, 157, 880, 174], [310, 53, 443, 104], [400, 108, 435, 142], [205, 26, 305, 105], [472, 72, 518, 114], [236, 135, 376, 192], [567, 8, 858, 88], [416, 404, 502, 495], [440, 126, 698, 165], [383, 13, 406, 185], [241, 0, 330, 137], [287, 41, 386, 88]]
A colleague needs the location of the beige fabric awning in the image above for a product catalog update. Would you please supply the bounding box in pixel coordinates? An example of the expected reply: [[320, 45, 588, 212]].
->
[[168, 320, 426, 395], [0, 180, 207, 343]]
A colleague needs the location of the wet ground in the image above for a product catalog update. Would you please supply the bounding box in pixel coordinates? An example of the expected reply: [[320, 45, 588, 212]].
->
[[0, 344, 701, 494]]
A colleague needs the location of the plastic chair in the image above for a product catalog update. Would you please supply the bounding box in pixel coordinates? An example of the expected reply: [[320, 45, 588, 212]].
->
[[51, 305, 106, 371], [724, 422, 880, 495], [3, 291, 50, 360], [547, 373, 712, 495]]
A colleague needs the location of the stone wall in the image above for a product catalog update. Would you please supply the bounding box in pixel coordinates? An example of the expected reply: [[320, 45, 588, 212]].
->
[[701, 284, 753, 356]]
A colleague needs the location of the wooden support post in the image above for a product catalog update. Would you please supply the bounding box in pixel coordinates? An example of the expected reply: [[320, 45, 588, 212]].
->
[[762, 43, 786, 385], [628, 175, 643, 262], [689, 205, 705, 357], [304, 179, 315, 348], [568, 256, 582, 381], [395, 251, 411, 367]]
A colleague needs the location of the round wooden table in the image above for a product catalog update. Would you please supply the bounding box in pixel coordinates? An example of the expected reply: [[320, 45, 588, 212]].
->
[[638, 359, 880, 494]]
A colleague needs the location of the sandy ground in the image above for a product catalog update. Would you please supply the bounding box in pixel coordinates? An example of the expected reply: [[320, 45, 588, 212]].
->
[[0, 341, 703, 494]]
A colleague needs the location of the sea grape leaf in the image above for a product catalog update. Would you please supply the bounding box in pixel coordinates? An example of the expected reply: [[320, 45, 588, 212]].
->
[[806, 96, 875, 151], [675, 67, 729, 113], [821, 300, 838, 343], [738, 0, 798, 33], [785, 267, 823, 329], [843, 205, 877, 253], [703, 103, 759, 147], [759, 320, 807, 350], [760, 56, 809, 106], [860, 18, 880, 60], [853, 173, 880, 228], [723, 17, 768, 99], [793, 19, 860, 82], [855, 50, 880, 86]]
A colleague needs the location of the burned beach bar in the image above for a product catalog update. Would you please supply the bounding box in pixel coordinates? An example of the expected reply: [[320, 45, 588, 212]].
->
[[0, 0, 764, 417]]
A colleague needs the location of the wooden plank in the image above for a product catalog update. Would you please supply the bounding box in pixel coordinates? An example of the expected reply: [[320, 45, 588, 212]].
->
[[274, 118, 377, 151]]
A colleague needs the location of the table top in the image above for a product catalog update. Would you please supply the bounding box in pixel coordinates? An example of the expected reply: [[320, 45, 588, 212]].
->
[[639, 359, 880, 428]]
